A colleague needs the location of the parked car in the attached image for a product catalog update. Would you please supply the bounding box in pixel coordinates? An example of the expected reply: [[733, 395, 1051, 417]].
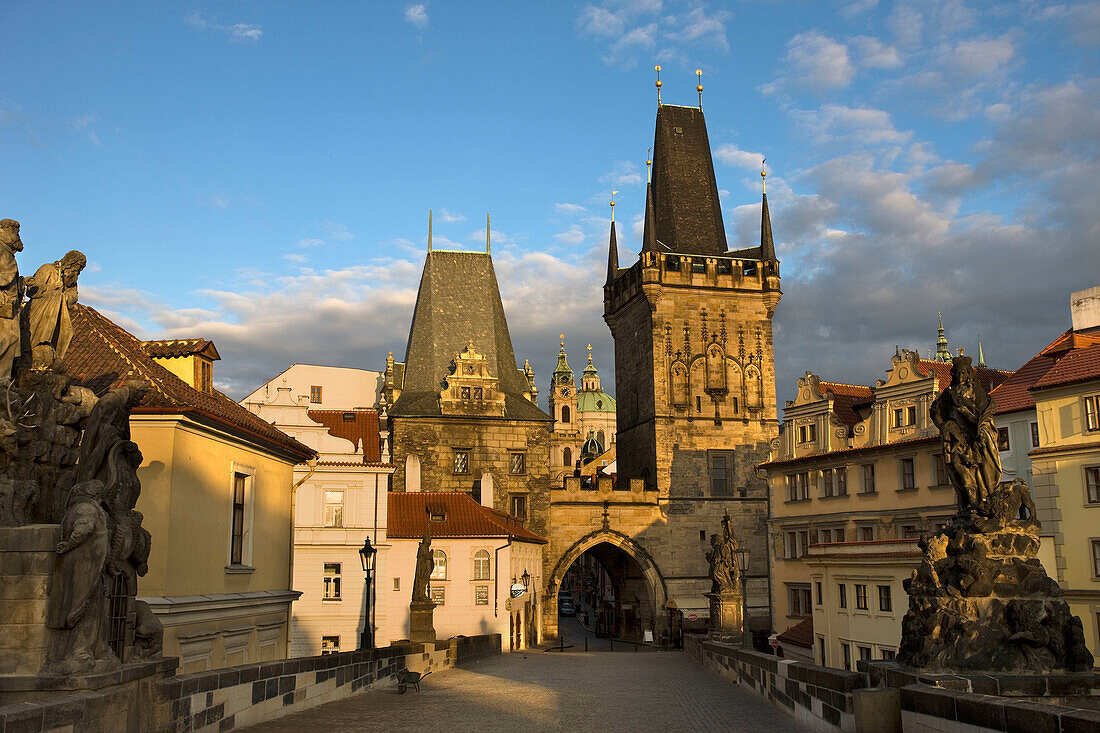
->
[[557, 592, 573, 609], [559, 601, 575, 616]]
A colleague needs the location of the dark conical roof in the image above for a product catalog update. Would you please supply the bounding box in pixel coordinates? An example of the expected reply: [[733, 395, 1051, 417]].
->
[[645, 105, 727, 255], [606, 221, 619, 284], [760, 192, 776, 262], [390, 250, 550, 422]]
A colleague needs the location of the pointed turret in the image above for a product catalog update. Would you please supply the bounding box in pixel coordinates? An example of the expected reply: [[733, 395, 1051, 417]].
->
[[935, 313, 952, 362], [606, 222, 619, 285], [552, 337, 574, 387], [977, 337, 987, 368], [582, 344, 601, 392], [641, 181, 659, 253], [760, 191, 776, 263]]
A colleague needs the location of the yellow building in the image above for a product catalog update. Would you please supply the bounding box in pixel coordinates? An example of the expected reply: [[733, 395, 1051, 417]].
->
[[66, 305, 315, 672], [761, 351, 1007, 666], [992, 285, 1100, 661]]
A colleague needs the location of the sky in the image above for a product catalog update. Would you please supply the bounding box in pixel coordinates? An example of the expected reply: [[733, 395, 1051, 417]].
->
[[3, 1, 1098, 410]]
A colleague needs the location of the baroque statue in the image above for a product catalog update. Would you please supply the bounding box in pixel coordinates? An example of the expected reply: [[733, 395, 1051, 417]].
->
[[897, 355, 1093, 673], [25, 249, 86, 369], [706, 510, 740, 595], [0, 219, 24, 380], [412, 526, 434, 605]]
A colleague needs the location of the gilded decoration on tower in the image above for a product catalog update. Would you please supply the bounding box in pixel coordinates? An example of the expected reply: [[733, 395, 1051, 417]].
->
[[439, 341, 505, 417]]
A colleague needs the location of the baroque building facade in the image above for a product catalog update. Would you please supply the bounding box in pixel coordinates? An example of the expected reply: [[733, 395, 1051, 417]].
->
[[547, 340, 616, 480], [544, 100, 782, 641]]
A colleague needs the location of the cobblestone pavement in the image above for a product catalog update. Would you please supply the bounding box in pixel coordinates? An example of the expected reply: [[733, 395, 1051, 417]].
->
[[247, 647, 806, 732]]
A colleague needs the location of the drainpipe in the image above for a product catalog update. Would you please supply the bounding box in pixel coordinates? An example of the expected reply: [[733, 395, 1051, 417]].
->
[[494, 537, 513, 618], [288, 456, 318, 651]]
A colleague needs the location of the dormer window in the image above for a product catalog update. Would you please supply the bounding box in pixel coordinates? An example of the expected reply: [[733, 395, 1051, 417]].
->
[[342, 412, 355, 422], [429, 510, 446, 522], [461, 386, 471, 399], [473, 387, 482, 400], [199, 359, 213, 394], [798, 424, 817, 444]]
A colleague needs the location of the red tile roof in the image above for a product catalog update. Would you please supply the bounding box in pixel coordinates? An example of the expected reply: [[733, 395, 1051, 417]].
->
[[387, 492, 546, 543], [819, 381, 874, 426], [1030, 343, 1100, 390], [760, 434, 940, 469], [990, 329, 1100, 414], [777, 616, 813, 648], [307, 409, 381, 461], [990, 350, 1058, 414], [142, 338, 220, 360], [65, 304, 314, 462]]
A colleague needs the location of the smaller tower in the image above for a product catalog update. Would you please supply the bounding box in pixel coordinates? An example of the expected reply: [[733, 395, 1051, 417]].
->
[[935, 313, 952, 362], [549, 336, 577, 426]]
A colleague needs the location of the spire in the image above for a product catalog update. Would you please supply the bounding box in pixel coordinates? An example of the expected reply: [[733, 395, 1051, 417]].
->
[[641, 180, 658, 253], [696, 69, 703, 109], [606, 220, 619, 285], [428, 209, 433, 252], [935, 312, 951, 362], [486, 213, 491, 254], [977, 336, 986, 368], [760, 161, 775, 262], [552, 335, 573, 385], [655, 64, 662, 106]]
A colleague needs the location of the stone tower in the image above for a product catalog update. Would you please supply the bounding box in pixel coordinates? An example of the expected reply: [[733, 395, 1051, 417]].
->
[[548, 339, 579, 478], [602, 102, 782, 631]]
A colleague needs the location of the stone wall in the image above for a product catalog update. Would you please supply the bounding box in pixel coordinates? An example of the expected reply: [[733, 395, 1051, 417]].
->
[[899, 684, 1100, 732], [0, 525, 56, 676], [0, 634, 501, 733]]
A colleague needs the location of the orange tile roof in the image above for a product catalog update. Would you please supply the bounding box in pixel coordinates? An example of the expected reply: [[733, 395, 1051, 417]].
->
[[759, 434, 940, 469], [777, 616, 813, 648], [990, 329, 1100, 414], [307, 409, 381, 461], [819, 381, 874, 426], [387, 492, 546, 543], [142, 338, 220, 360], [1031, 343, 1100, 390], [65, 304, 314, 462]]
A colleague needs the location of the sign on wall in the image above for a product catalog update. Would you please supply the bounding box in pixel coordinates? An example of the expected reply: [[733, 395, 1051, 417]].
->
[[509, 582, 526, 598]]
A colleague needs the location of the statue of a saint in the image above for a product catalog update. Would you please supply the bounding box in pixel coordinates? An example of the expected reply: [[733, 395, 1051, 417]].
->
[[930, 356, 1001, 513], [25, 249, 86, 369], [75, 381, 148, 506], [0, 219, 24, 380], [412, 527, 433, 604], [706, 511, 741, 595], [43, 480, 118, 675]]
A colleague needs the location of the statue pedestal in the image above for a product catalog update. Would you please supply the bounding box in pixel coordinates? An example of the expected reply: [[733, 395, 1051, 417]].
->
[[409, 600, 437, 643], [705, 592, 743, 644], [0, 525, 59, 676]]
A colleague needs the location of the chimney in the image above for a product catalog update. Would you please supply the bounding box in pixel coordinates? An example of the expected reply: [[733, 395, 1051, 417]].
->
[[1071, 285, 1100, 332]]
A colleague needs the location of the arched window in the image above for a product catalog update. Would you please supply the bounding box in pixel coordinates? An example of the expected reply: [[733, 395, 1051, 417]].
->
[[561, 406, 571, 423], [563, 447, 572, 467], [596, 430, 606, 447], [431, 550, 447, 580], [473, 550, 490, 580]]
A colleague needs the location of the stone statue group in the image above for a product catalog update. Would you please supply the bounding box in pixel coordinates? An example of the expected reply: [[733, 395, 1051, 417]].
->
[[898, 355, 1093, 673], [0, 218, 161, 676]]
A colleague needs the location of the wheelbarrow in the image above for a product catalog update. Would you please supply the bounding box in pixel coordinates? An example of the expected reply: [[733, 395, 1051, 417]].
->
[[396, 669, 431, 694]]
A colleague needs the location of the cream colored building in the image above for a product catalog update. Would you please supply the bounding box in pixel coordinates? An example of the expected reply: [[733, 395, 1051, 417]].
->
[[761, 350, 1008, 666], [242, 366, 395, 657], [67, 306, 315, 672], [384, 492, 545, 651], [993, 285, 1100, 662]]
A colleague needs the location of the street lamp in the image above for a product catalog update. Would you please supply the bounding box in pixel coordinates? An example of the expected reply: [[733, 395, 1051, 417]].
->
[[735, 546, 751, 650], [521, 568, 531, 591], [358, 537, 377, 650]]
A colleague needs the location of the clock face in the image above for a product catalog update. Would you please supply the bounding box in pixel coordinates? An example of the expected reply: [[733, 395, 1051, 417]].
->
[[560, 387, 570, 397]]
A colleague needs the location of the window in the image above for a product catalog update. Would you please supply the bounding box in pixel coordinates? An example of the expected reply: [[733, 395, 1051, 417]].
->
[[510, 495, 528, 520], [323, 490, 344, 528], [861, 464, 876, 494], [881, 649, 896, 660], [393, 578, 401, 592], [822, 468, 848, 497], [878, 585, 892, 612], [997, 427, 1011, 452], [858, 646, 872, 662], [199, 360, 213, 394], [430, 550, 447, 580], [320, 636, 339, 655], [836, 467, 847, 496], [932, 453, 948, 487], [709, 451, 734, 496], [1092, 540, 1100, 578], [691, 257, 706, 273], [902, 525, 922, 539], [787, 472, 810, 501], [460, 386, 471, 399], [838, 584, 847, 609], [907, 405, 917, 426], [899, 458, 915, 490], [229, 471, 252, 566], [858, 525, 875, 542], [430, 586, 445, 606], [1086, 395, 1099, 432], [788, 586, 812, 617], [798, 423, 817, 444], [561, 405, 571, 423], [475, 586, 489, 605], [473, 387, 482, 400], [453, 450, 470, 474], [892, 406, 915, 427], [310, 385, 322, 404], [597, 429, 606, 446], [822, 469, 832, 497], [855, 584, 868, 610], [842, 643, 852, 671], [473, 550, 491, 580], [323, 563, 341, 600], [818, 637, 826, 666], [563, 447, 573, 468], [665, 255, 681, 272], [785, 530, 809, 559], [818, 527, 845, 544], [815, 581, 823, 605], [510, 453, 527, 475], [696, 395, 702, 413], [1087, 467, 1100, 504], [1031, 422, 1040, 448]]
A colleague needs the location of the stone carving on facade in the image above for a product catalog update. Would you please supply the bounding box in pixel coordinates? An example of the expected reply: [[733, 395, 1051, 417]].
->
[[0, 219, 25, 380], [897, 355, 1094, 673], [25, 250, 86, 370], [42, 480, 119, 676]]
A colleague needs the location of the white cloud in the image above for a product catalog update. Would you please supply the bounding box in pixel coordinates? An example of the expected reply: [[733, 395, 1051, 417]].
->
[[466, 227, 509, 245], [184, 11, 262, 43], [577, 1, 727, 66], [766, 31, 855, 94], [715, 144, 765, 171], [68, 113, 97, 130], [600, 160, 643, 186], [437, 208, 464, 222], [404, 4, 429, 29], [794, 104, 913, 148], [850, 36, 902, 69], [283, 253, 308, 263], [842, 0, 879, 16], [554, 203, 588, 215], [321, 221, 354, 242], [296, 238, 325, 248], [554, 225, 586, 245]]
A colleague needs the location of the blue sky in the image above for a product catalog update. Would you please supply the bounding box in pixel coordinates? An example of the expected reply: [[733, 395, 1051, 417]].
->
[[3, 1, 1098, 407]]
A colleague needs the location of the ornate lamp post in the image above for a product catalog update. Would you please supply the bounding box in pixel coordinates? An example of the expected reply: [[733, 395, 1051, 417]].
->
[[358, 537, 377, 650], [735, 546, 751, 650], [521, 568, 531, 591]]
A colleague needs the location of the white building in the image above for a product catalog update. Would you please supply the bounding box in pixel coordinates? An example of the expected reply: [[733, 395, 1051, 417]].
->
[[242, 365, 394, 657], [385, 492, 546, 651]]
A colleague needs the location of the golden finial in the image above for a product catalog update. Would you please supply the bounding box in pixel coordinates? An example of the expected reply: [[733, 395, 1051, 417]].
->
[[486, 213, 491, 254], [655, 64, 662, 105], [428, 209, 433, 251], [696, 69, 703, 109], [761, 158, 767, 195], [587, 343, 592, 353], [646, 147, 652, 183], [560, 333, 565, 346], [610, 190, 618, 222]]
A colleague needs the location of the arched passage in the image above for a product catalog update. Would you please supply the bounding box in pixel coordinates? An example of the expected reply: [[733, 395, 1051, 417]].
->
[[547, 529, 668, 642]]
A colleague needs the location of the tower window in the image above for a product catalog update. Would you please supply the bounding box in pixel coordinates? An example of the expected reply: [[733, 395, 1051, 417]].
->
[[562, 406, 571, 423], [563, 447, 572, 467], [692, 258, 706, 273], [696, 396, 702, 413]]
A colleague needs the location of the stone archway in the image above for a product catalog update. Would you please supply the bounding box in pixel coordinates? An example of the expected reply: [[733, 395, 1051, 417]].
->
[[545, 528, 668, 641]]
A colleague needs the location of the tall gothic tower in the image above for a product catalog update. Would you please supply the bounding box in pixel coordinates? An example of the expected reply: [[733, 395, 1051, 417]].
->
[[603, 102, 782, 628]]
